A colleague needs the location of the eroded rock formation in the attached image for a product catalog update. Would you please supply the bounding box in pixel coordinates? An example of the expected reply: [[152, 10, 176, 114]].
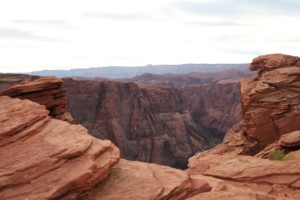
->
[[241, 54, 300, 153], [187, 53, 300, 199], [181, 81, 241, 137], [0, 74, 39, 92], [0, 76, 74, 123], [0, 96, 120, 199], [63, 79, 216, 168]]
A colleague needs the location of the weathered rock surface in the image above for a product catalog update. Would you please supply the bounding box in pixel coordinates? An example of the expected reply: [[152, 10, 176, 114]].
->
[[0, 74, 39, 92], [188, 154, 300, 199], [186, 54, 300, 199], [240, 54, 300, 153], [255, 130, 300, 158], [250, 53, 300, 73], [0, 76, 74, 123], [181, 81, 242, 137], [280, 130, 300, 148], [63, 79, 216, 168], [86, 159, 211, 200], [0, 96, 120, 200]]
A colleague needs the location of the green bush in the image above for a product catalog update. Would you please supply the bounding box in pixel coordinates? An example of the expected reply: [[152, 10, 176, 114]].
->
[[268, 149, 287, 161]]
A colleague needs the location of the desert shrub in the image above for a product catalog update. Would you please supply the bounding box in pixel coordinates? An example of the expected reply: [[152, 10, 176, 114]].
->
[[268, 149, 286, 161]]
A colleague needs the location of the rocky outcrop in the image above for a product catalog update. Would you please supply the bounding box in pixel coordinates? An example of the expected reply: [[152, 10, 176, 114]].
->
[[181, 81, 241, 137], [186, 54, 300, 199], [240, 54, 300, 153], [0, 96, 120, 199], [0, 74, 39, 92], [63, 79, 216, 168], [0, 76, 74, 123], [250, 53, 300, 73], [200, 54, 300, 155]]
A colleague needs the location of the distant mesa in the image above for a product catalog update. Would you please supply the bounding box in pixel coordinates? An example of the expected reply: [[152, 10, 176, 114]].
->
[[29, 63, 249, 79]]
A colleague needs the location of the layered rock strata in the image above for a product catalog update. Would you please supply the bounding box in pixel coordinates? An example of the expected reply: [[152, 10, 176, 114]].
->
[[240, 54, 300, 153], [181, 81, 241, 137], [186, 53, 300, 199], [0, 74, 39, 92], [0, 76, 74, 123], [0, 96, 120, 199], [63, 79, 216, 168]]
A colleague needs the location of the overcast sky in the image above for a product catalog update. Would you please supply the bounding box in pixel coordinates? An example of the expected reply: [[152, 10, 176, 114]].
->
[[1, 0, 299, 73]]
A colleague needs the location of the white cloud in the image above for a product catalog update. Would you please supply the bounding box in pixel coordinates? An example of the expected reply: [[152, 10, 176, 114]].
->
[[0, 0, 299, 73]]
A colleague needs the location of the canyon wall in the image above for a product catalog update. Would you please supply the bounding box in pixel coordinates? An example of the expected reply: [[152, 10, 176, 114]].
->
[[63, 79, 218, 168], [181, 81, 242, 138], [62, 72, 246, 167]]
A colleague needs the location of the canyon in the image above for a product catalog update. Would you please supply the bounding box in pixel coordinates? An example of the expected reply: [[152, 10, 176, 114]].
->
[[62, 69, 249, 167], [0, 68, 248, 168], [0, 53, 300, 199]]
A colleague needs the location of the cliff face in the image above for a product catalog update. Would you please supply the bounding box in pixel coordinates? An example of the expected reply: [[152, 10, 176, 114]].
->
[[186, 54, 300, 199], [181, 81, 241, 137], [240, 54, 300, 154], [63, 79, 216, 168]]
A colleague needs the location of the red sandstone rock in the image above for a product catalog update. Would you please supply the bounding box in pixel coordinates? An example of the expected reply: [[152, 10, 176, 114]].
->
[[228, 54, 300, 154], [188, 154, 300, 199], [186, 54, 300, 199], [181, 81, 242, 137], [250, 53, 300, 73], [86, 159, 211, 200], [256, 131, 300, 158], [279, 130, 300, 147], [187, 175, 286, 200], [63, 79, 213, 168], [0, 76, 74, 123], [0, 74, 39, 92], [0, 96, 120, 199]]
